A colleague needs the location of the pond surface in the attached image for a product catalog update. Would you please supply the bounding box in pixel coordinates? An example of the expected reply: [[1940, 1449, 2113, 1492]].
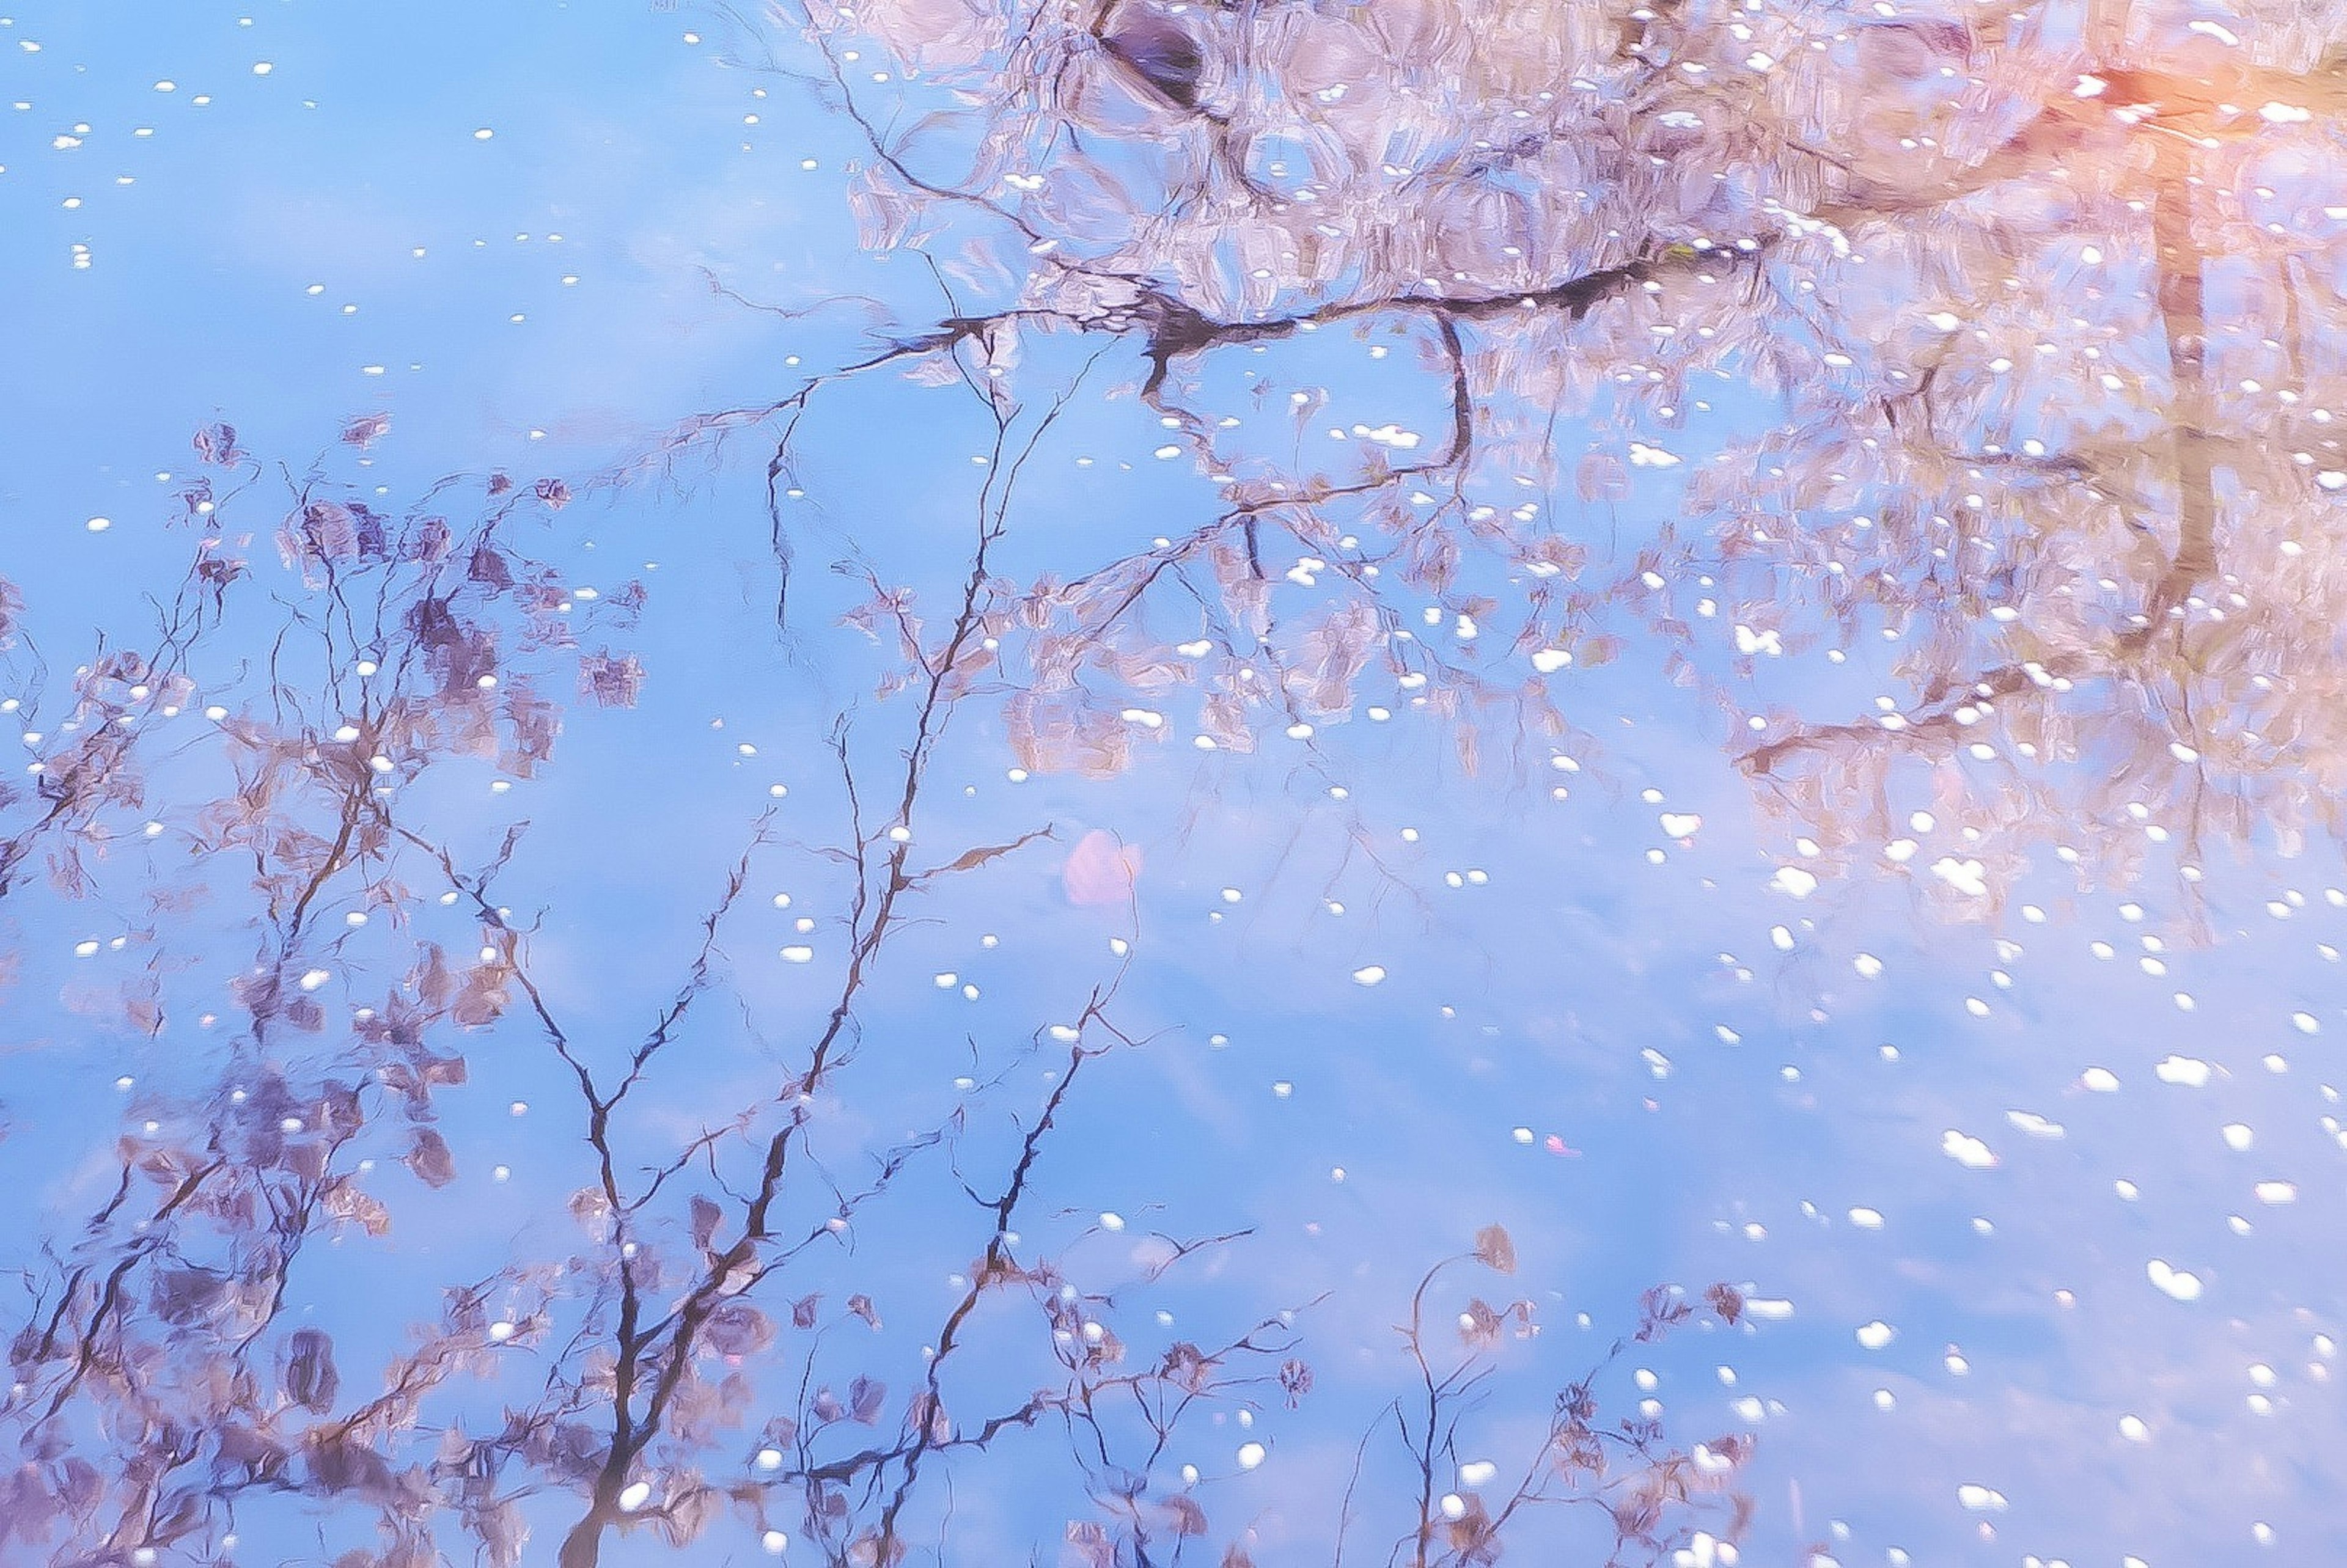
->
[[4, 2, 2345, 1566]]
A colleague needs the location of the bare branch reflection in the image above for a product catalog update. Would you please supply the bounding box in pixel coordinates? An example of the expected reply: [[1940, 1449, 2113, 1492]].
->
[[8, 0, 2347, 1562]]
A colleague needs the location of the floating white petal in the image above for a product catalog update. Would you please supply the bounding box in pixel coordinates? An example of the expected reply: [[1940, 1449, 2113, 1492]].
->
[[2147, 1259, 2203, 1302], [1942, 1130, 1997, 1168], [1772, 866, 1819, 899]]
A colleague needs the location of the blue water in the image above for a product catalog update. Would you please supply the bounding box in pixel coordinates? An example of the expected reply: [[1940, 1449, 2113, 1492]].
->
[[4, 3, 2344, 1566]]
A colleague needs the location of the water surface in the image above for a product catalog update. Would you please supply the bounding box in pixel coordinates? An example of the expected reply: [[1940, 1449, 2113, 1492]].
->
[[4, 2, 2345, 1566]]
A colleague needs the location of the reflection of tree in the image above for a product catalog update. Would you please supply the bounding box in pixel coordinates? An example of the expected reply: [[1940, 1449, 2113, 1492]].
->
[[1699, 43, 2347, 900], [24, 0, 2343, 1556], [665, 0, 2347, 910], [0, 373, 1744, 1563]]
